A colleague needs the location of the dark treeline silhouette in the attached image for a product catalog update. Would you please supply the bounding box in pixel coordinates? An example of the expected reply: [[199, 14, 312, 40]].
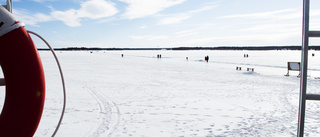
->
[[171, 46, 320, 50], [38, 46, 320, 51]]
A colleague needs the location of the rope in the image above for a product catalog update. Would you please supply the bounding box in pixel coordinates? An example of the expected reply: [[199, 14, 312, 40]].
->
[[27, 30, 66, 137]]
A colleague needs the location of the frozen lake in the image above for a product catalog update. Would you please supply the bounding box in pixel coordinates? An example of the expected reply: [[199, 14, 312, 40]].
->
[[2, 50, 320, 136]]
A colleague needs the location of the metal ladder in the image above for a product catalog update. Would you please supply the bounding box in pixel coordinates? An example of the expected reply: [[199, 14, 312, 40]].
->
[[297, 0, 320, 136]]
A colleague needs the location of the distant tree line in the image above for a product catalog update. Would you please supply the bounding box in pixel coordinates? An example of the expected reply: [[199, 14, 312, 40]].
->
[[171, 46, 320, 50], [37, 46, 320, 51]]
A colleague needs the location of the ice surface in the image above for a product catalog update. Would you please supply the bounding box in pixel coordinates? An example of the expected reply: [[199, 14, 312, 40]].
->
[[1, 50, 320, 136]]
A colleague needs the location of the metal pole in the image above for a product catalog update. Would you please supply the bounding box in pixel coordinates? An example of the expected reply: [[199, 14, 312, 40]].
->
[[297, 0, 310, 136]]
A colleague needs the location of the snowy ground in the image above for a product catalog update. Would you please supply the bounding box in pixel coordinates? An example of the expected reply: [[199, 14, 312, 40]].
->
[[2, 50, 320, 136]]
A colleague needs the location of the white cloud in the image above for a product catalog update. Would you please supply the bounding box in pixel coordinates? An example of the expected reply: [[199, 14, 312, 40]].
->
[[311, 9, 320, 17], [130, 35, 168, 40], [51, 9, 81, 27], [197, 23, 216, 29], [310, 18, 320, 30], [157, 4, 217, 25], [158, 14, 190, 25], [175, 29, 198, 37], [55, 0, 118, 26], [53, 40, 105, 48], [240, 23, 300, 33], [14, 0, 118, 27], [32, 0, 57, 3], [139, 25, 148, 29], [120, 0, 186, 19], [220, 9, 320, 22], [77, 0, 118, 19], [13, 9, 53, 26], [188, 4, 218, 14], [221, 9, 298, 20]]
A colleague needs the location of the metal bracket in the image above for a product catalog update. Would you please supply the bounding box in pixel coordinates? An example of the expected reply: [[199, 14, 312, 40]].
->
[[2, 0, 12, 13]]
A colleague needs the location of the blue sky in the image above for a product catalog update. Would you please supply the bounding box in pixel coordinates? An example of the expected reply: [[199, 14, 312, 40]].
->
[[2, 0, 320, 48]]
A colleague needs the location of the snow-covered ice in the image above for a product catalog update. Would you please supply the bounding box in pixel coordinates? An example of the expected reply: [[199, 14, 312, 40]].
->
[[2, 50, 320, 136]]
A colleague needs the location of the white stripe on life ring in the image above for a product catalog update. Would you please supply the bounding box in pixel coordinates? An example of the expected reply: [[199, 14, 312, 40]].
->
[[0, 6, 24, 37]]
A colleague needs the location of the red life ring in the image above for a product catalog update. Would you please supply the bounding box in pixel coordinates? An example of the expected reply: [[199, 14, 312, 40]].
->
[[0, 6, 45, 136]]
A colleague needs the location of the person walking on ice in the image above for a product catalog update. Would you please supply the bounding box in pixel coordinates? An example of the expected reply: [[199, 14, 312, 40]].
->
[[205, 55, 209, 62]]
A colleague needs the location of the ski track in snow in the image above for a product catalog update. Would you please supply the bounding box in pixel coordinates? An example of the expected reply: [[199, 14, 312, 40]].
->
[[200, 72, 299, 136], [82, 83, 120, 137]]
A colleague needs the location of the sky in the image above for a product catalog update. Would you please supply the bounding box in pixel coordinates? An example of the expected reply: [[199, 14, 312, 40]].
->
[[1, 0, 320, 48]]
